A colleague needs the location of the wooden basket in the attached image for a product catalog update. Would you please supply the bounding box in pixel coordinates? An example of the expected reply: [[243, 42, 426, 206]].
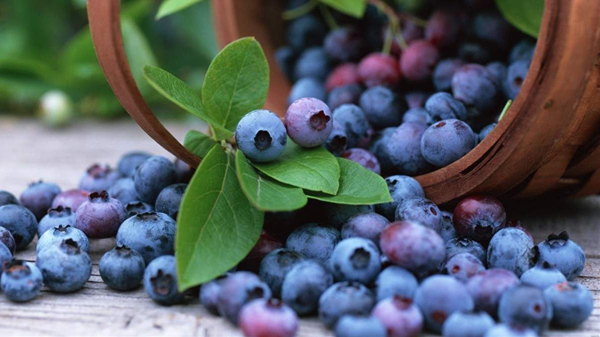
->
[[88, 0, 600, 204]]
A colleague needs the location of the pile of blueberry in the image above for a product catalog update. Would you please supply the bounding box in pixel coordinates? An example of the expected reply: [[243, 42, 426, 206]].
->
[[274, 0, 535, 176]]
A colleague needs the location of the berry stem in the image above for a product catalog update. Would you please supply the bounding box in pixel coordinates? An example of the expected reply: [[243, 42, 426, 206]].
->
[[318, 4, 339, 30], [369, 0, 407, 51], [497, 100, 513, 122], [281, 0, 319, 20]]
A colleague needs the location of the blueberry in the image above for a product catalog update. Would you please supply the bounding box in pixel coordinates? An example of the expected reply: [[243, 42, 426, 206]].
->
[[20, 181, 61, 220], [324, 27, 363, 63], [509, 40, 535, 64], [439, 211, 457, 242], [453, 195, 506, 246], [375, 175, 424, 221], [433, 59, 465, 91], [471, 11, 516, 49], [341, 148, 381, 174], [400, 40, 440, 82], [275, 46, 296, 81], [286, 223, 340, 264], [535, 231, 585, 280], [442, 310, 495, 337], [372, 295, 424, 337], [143, 255, 184, 306], [403, 107, 433, 125], [452, 64, 499, 113], [285, 97, 333, 148], [359, 86, 405, 129], [236, 109, 288, 162], [504, 59, 529, 100], [239, 299, 298, 337], [1, 260, 43, 302], [0, 226, 16, 254], [281, 260, 333, 315], [368, 127, 396, 175], [478, 123, 497, 142], [425, 92, 468, 122], [37, 239, 92, 293], [200, 273, 230, 315], [498, 284, 552, 333], [98, 244, 145, 291], [327, 84, 363, 110], [358, 53, 401, 87], [294, 47, 331, 81], [421, 119, 477, 167], [0, 204, 38, 250], [485, 62, 507, 90], [332, 104, 370, 149], [415, 275, 474, 332], [330, 237, 381, 285], [155, 183, 186, 220], [425, 9, 461, 47], [258, 248, 305, 297], [79, 164, 121, 193], [387, 122, 432, 175], [51, 189, 90, 211], [133, 156, 176, 204], [487, 228, 534, 277], [286, 14, 326, 51], [38, 206, 76, 236], [318, 282, 376, 328], [334, 315, 386, 337], [37, 224, 90, 254], [0, 242, 12, 273], [217, 271, 272, 325], [325, 120, 349, 156], [380, 221, 445, 278], [466, 268, 520, 317], [404, 91, 430, 109], [125, 201, 154, 216], [544, 281, 593, 328], [117, 151, 151, 177], [239, 231, 284, 271], [443, 253, 486, 283], [107, 178, 139, 206], [520, 262, 567, 289], [326, 64, 360, 92], [458, 40, 495, 64], [173, 158, 195, 184], [0, 190, 19, 207], [395, 196, 442, 233], [75, 191, 126, 238], [341, 212, 389, 245], [116, 212, 176, 264], [445, 237, 487, 266], [288, 77, 327, 105], [321, 203, 374, 229], [484, 324, 538, 337], [375, 266, 419, 302]]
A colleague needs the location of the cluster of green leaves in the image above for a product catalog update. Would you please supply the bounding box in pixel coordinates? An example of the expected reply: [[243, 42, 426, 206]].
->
[[143, 37, 392, 290]]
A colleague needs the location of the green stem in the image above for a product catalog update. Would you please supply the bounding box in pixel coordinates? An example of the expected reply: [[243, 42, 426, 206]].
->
[[319, 4, 339, 30], [382, 25, 393, 55], [282, 0, 319, 20], [498, 100, 513, 121]]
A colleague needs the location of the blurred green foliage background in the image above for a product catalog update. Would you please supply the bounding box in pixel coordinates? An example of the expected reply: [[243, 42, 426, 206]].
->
[[0, 0, 217, 121]]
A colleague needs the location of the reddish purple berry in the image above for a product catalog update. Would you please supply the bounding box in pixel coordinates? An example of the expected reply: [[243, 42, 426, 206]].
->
[[342, 148, 381, 174], [400, 40, 440, 82], [326, 63, 360, 92], [217, 271, 272, 325], [51, 189, 90, 211], [238, 231, 283, 272], [358, 53, 401, 87], [173, 158, 195, 184], [466, 268, 519, 317], [443, 252, 486, 283], [239, 299, 298, 337], [79, 164, 121, 193], [425, 9, 462, 47], [453, 195, 506, 246], [285, 98, 333, 148], [372, 295, 423, 337], [75, 191, 127, 238], [20, 181, 61, 221]]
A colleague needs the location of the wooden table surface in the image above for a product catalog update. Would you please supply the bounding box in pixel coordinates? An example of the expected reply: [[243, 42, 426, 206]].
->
[[0, 118, 598, 337]]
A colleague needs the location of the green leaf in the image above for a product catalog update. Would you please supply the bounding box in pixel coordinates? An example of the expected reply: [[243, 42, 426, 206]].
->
[[176, 145, 264, 290], [183, 130, 218, 158], [319, 0, 368, 18], [235, 151, 308, 212], [253, 142, 340, 195], [306, 158, 393, 205], [143, 65, 233, 139], [495, 0, 543, 37], [202, 37, 269, 134], [156, 0, 203, 19]]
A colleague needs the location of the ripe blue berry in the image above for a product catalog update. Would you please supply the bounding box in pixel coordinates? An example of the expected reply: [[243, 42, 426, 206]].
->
[[294, 47, 331, 81], [286, 223, 340, 264], [51, 189, 89, 211], [334, 315, 386, 337], [37, 224, 90, 254], [20, 181, 61, 220], [466, 268, 519, 317], [133, 156, 176, 204], [0, 226, 16, 254], [433, 58, 465, 91], [107, 178, 139, 206], [75, 191, 126, 238], [200, 273, 230, 315], [37, 239, 92, 293], [510, 40, 536, 64], [0, 242, 12, 273], [275, 46, 295, 82], [504, 59, 529, 100], [403, 107, 433, 125], [217, 271, 272, 325], [535, 231, 585, 280], [443, 253, 486, 283], [38, 206, 75, 236], [375, 266, 418, 302], [414, 275, 475, 332], [318, 282, 376, 328], [116, 212, 176, 264], [478, 123, 497, 142], [446, 237, 487, 266], [125, 201, 154, 217], [358, 53, 401, 87], [425, 92, 468, 122], [259, 248, 305, 297], [520, 262, 567, 289], [288, 77, 326, 105], [380, 221, 445, 278], [79, 164, 121, 193], [421, 119, 477, 167], [484, 324, 538, 337], [544, 281, 593, 328], [281, 260, 333, 315], [326, 120, 349, 156], [143, 255, 184, 306], [332, 104, 370, 149], [487, 228, 534, 276], [0, 204, 38, 250], [155, 183, 186, 219], [498, 284, 552, 333], [387, 122, 432, 175], [372, 295, 424, 337], [117, 151, 151, 177], [324, 27, 363, 63], [453, 195, 507, 246], [0, 190, 19, 207], [342, 148, 381, 174], [341, 212, 389, 244], [440, 211, 457, 242], [359, 86, 404, 129], [330, 237, 381, 284], [395, 196, 443, 233], [237, 109, 288, 163], [452, 64, 499, 113], [285, 97, 333, 148], [1, 260, 43, 302], [173, 158, 194, 184], [239, 299, 298, 337], [485, 62, 507, 90], [322, 203, 374, 229], [286, 14, 326, 52], [375, 175, 424, 221], [369, 127, 396, 175], [327, 84, 363, 110], [442, 310, 494, 337], [99, 244, 145, 291], [400, 40, 440, 82]]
